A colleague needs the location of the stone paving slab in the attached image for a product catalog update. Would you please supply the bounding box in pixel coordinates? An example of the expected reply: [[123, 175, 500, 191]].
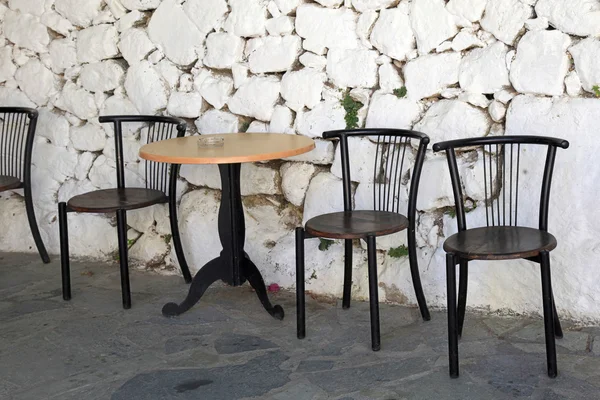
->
[[1, 253, 599, 399]]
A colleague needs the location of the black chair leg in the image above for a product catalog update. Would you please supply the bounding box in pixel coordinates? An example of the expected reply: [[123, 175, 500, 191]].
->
[[407, 228, 430, 321], [457, 259, 468, 338], [366, 235, 380, 351], [24, 183, 50, 263], [552, 291, 563, 338], [116, 209, 131, 309], [342, 239, 352, 309], [58, 202, 71, 301], [540, 250, 558, 378], [446, 252, 459, 378], [296, 227, 306, 339], [169, 197, 192, 283]]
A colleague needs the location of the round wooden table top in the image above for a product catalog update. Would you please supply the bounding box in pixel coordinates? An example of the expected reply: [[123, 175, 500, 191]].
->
[[139, 133, 315, 164]]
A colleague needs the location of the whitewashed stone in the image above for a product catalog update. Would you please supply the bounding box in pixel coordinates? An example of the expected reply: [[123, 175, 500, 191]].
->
[[55, 82, 98, 120], [404, 52, 461, 100], [459, 42, 510, 94], [55, 0, 103, 27], [58, 178, 97, 203], [441, 88, 462, 99], [195, 110, 239, 134], [224, 0, 267, 38], [296, 5, 360, 51], [281, 68, 326, 112], [366, 93, 421, 129], [204, 32, 245, 69], [451, 30, 484, 52], [494, 89, 516, 104], [458, 92, 491, 108], [327, 49, 378, 88], [248, 36, 301, 73], [569, 38, 600, 93], [0, 87, 35, 108], [227, 76, 281, 121], [89, 155, 116, 188], [74, 152, 96, 181], [40, 11, 74, 36], [510, 31, 571, 96], [124, 61, 168, 114], [33, 141, 78, 183], [183, 0, 229, 36], [121, 0, 161, 10], [410, 0, 459, 55], [303, 172, 345, 224], [33, 109, 68, 148], [414, 100, 491, 143], [266, 16, 295, 36], [147, 49, 164, 64], [180, 163, 279, 195], [378, 63, 403, 93], [155, 59, 181, 90], [0, 196, 41, 254], [480, 0, 532, 45], [14, 60, 55, 106], [4, 10, 50, 53], [178, 73, 194, 92], [299, 52, 327, 70], [70, 124, 107, 152], [247, 121, 269, 133], [0, 47, 16, 83], [535, 0, 600, 37], [370, 8, 415, 61], [194, 71, 233, 110], [281, 162, 315, 206], [524, 17, 549, 31], [103, 136, 141, 163], [314, 0, 343, 7], [330, 136, 379, 183], [269, 105, 294, 133], [488, 100, 506, 122], [167, 92, 203, 118], [116, 10, 145, 32], [267, 1, 282, 17], [274, 0, 301, 15], [77, 25, 119, 63], [565, 71, 583, 97], [295, 101, 346, 138], [417, 156, 454, 210], [46, 40, 73, 75], [148, 0, 203, 66], [80, 61, 125, 93], [118, 28, 156, 66], [231, 64, 249, 89], [94, 10, 117, 25], [284, 139, 335, 164], [8, 0, 46, 16], [436, 41, 453, 53], [101, 95, 140, 137], [352, 0, 397, 12], [129, 228, 169, 266], [446, 0, 487, 23], [356, 11, 377, 49]]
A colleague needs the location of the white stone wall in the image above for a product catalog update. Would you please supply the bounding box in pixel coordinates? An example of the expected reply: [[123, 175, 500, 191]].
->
[[1, 0, 599, 322]]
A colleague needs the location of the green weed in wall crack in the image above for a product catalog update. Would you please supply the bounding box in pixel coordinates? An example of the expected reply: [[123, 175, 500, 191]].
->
[[593, 85, 600, 98], [318, 238, 334, 251], [388, 245, 409, 258], [393, 87, 407, 98], [340, 91, 363, 129]]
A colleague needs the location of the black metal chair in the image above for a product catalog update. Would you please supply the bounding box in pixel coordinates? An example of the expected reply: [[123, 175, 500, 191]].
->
[[296, 129, 431, 351], [0, 107, 49, 263], [433, 135, 569, 378], [59, 115, 193, 309]]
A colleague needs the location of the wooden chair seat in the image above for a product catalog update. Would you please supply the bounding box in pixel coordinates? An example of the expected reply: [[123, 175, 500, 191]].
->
[[0, 175, 21, 192], [443, 226, 557, 261], [305, 210, 409, 239], [67, 188, 167, 213]]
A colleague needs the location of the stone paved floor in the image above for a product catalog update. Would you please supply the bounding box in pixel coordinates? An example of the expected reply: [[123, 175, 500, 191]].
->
[[1, 253, 599, 400]]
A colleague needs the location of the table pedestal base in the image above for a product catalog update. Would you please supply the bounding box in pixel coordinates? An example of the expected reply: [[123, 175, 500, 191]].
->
[[162, 163, 284, 320]]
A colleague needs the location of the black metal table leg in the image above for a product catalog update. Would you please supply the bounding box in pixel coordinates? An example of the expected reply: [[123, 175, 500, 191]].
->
[[162, 163, 284, 319]]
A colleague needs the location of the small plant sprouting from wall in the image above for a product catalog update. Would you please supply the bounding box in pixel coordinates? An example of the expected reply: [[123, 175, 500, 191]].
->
[[388, 245, 409, 258], [393, 87, 407, 98], [318, 238, 334, 251], [240, 120, 251, 132], [163, 234, 172, 244], [593, 85, 600, 98], [340, 91, 363, 129]]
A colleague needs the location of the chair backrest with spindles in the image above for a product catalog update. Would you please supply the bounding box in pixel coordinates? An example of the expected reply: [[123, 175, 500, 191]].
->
[[0, 107, 38, 185]]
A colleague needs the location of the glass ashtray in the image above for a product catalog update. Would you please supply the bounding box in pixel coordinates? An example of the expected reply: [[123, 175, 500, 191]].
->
[[198, 136, 224, 147]]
